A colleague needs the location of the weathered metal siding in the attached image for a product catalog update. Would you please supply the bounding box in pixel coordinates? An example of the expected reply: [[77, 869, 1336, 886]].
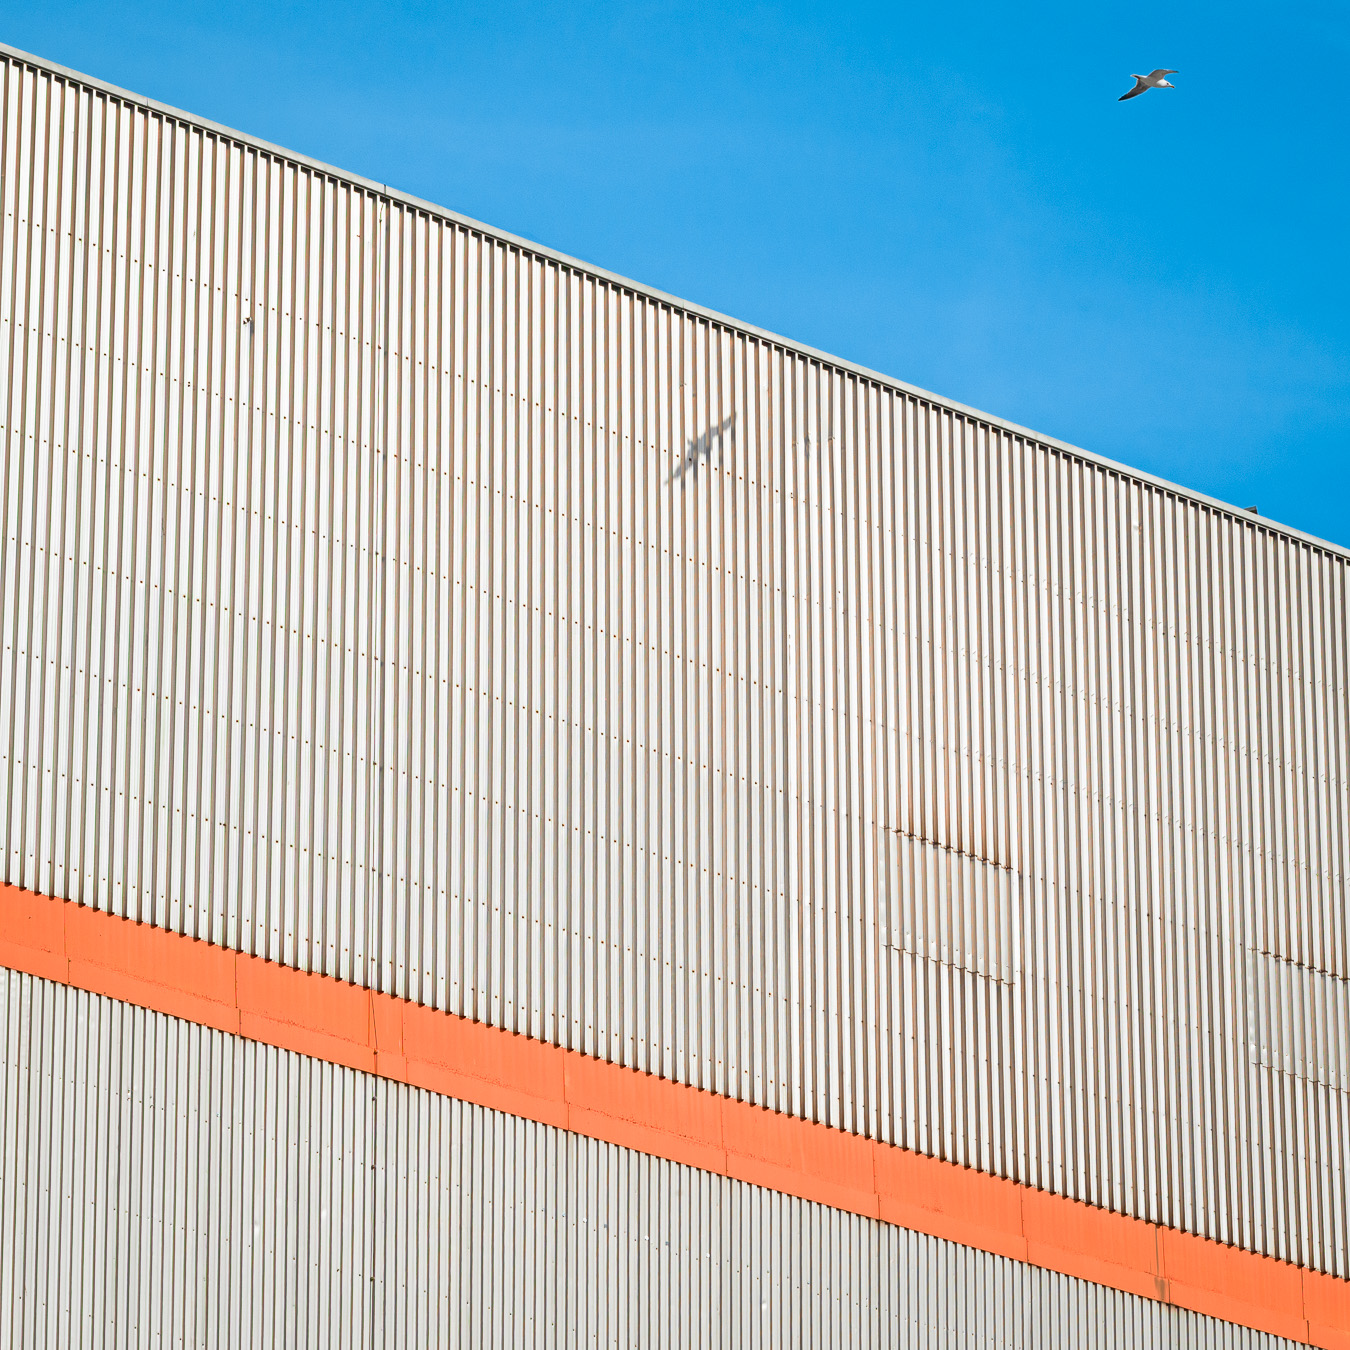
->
[[0, 44, 1347, 1280], [0, 967, 1312, 1349]]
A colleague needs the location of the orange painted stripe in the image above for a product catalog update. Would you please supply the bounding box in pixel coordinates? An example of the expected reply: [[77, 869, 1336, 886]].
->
[[2, 883, 1346, 1349]]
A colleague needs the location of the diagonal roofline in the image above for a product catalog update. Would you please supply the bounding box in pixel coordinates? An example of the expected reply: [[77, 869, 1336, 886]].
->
[[3, 38, 1346, 564]]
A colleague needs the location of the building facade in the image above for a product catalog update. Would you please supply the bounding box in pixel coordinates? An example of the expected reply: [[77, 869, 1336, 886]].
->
[[0, 41, 1347, 1347]]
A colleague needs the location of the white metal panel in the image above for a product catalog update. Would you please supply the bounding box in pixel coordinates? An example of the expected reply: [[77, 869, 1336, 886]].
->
[[1247, 949, 1350, 1092], [0, 967, 1313, 1349], [885, 829, 1020, 983], [0, 47, 1347, 1280]]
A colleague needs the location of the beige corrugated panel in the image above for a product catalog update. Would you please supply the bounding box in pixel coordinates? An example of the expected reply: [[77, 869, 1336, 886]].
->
[[0, 46, 1347, 1278], [0, 967, 1313, 1349]]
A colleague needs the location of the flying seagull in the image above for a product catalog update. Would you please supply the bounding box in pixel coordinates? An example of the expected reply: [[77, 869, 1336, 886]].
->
[[1119, 69, 1178, 101]]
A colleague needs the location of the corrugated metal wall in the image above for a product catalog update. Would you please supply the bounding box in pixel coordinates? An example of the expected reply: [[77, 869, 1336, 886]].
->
[[0, 44, 1347, 1279], [0, 967, 1312, 1349]]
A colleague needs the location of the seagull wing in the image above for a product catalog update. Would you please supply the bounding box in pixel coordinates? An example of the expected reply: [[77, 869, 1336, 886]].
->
[[1119, 77, 1149, 100], [1146, 69, 1178, 78]]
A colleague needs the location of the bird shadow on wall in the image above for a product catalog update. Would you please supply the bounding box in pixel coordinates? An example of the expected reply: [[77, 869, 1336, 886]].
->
[[667, 413, 736, 486]]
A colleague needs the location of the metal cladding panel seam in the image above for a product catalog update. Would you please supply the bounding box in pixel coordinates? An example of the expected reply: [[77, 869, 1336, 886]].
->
[[0, 49, 1347, 1282], [0, 966, 1316, 1349]]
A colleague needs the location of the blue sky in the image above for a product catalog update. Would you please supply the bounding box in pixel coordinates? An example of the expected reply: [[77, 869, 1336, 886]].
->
[[11, 1, 1349, 547]]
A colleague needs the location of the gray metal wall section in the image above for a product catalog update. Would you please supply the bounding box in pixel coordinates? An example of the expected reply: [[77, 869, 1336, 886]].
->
[[0, 967, 1313, 1349], [0, 46, 1347, 1278]]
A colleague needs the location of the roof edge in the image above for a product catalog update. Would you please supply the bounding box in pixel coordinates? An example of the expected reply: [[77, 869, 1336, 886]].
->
[[3, 39, 1346, 563]]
